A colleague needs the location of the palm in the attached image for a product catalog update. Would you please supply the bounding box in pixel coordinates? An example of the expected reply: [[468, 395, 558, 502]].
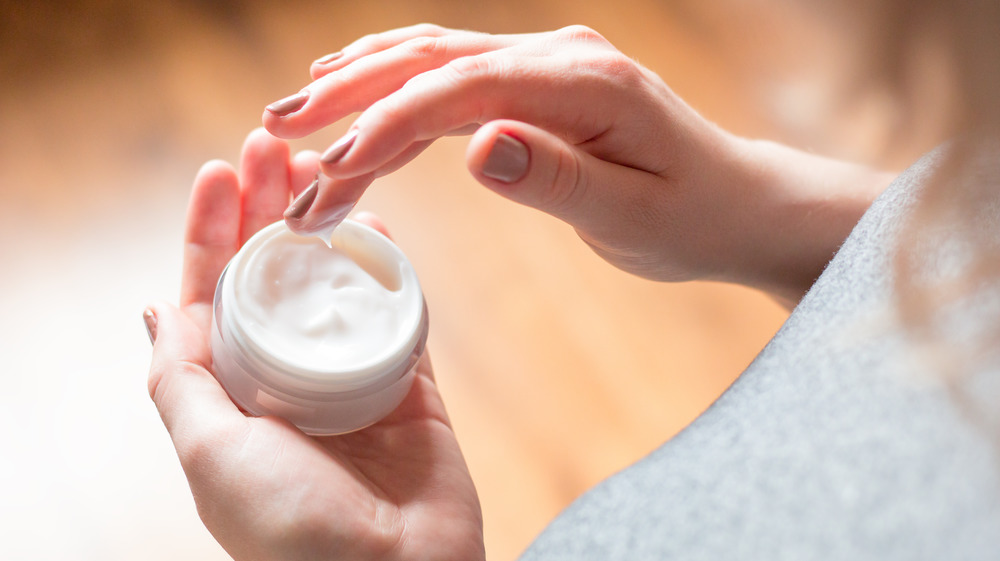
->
[[148, 129, 483, 561]]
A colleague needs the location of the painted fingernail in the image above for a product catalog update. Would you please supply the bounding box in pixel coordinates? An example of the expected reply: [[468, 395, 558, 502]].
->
[[266, 90, 309, 117], [297, 202, 355, 237], [314, 51, 343, 65], [321, 129, 358, 164], [143, 308, 158, 345], [482, 133, 529, 183], [284, 176, 319, 221]]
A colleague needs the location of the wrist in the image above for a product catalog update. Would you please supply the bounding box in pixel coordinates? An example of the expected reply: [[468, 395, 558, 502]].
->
[[717, 137, 894, 306]]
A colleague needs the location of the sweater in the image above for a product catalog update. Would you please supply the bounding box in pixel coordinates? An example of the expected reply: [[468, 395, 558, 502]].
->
[[519, 148, 1000, 560]]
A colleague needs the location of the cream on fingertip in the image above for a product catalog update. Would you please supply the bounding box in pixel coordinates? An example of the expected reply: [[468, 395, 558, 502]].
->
[[284, 174, 357, 243]]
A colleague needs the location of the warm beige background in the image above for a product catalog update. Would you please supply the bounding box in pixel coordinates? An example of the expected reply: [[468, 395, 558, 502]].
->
[[0, 1, 941, 560]]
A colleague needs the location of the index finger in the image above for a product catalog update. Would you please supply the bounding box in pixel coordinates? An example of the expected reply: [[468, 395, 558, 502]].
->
[[263, 29, 517, 140]]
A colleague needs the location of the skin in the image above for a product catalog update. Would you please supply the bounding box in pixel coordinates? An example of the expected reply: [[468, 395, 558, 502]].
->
[[149, 24, 897, 560], [263, 24, 894, 306], [147, 129, 484, 561]]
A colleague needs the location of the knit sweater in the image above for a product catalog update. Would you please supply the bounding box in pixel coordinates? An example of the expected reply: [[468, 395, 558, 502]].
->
[[519, 148, 1000, 560]]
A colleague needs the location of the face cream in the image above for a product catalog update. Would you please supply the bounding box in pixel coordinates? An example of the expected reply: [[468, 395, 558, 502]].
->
[[211, 219, 428, 435]]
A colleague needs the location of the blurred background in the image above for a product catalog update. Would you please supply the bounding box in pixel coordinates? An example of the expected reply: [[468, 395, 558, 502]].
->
[[0, 0, 945, 559]]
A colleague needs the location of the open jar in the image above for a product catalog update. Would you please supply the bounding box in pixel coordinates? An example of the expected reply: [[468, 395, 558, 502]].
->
[[210, 219, 428, 435]]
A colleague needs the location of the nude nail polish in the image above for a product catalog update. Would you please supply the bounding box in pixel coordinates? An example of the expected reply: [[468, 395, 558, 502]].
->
[[321, 130, 358, 164], [143, 308, 158, 345], [483, 133, 529, 183], [294, 201, 355, 240], [266, 91, 309, 117], [315, 52, 343, 65], [284, 177, 319, 221]]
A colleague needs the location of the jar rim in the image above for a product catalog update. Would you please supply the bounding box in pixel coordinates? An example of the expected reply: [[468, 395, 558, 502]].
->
[[217, 220, 427, 393]]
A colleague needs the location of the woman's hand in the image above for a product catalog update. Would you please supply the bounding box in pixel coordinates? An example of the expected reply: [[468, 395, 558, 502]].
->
[[145, 129, 484, 561], [264, 24, 893, 305]]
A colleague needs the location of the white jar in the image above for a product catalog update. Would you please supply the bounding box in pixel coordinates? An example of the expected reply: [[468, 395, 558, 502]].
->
[[210, 219, 428, 435]]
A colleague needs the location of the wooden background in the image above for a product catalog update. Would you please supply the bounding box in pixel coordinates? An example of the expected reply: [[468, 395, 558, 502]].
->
[[0, 1, 941, 559]]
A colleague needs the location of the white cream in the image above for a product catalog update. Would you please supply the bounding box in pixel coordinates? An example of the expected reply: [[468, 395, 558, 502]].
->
[[211, 220, 428, 434], [235, 233, 411, 375]]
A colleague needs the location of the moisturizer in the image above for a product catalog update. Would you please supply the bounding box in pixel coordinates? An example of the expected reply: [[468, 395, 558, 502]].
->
[[211, 219, 428, 435]]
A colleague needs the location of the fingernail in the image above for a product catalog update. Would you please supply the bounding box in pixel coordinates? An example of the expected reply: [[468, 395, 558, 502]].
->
[[321, 129, 358, 164], [266, 90, 309, 117], [314, 51, 343, 65], [300, 202, 355, 237], [482, 133, 529, 183], [143, 308, 158, 345], [284, 176, 319, 221]]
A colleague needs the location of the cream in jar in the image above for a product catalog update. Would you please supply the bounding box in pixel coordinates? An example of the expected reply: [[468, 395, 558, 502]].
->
[[211, 219, 427, 435]]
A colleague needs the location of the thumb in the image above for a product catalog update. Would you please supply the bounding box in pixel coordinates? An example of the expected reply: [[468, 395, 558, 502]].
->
[[145, 301, 243, 440], [466, 119, 655, 232]]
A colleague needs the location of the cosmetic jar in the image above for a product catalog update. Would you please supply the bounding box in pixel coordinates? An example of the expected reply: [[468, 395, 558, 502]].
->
[[211, 219, 428, 435]]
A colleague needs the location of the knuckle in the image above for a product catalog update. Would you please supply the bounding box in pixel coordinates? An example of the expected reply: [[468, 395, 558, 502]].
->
[[175, 429, 217, 474], [586, 52, 642, 83], [372, 96, 402, 123], [403, 35, 443, 58], [427, 54, 498, 101], [544, 147, 586, 213], [556, 24, 609, 45], [147, 364, 165, 402], [352, 31, 382, 51], [147, 356, 201, 408], [409, 22, 448, 36], [442, 55, 497, 115], [174, 406, 246, 479], [443, 53, 495, 79], [366, 93, 418, 139], [352, 25, 452, 56], [386, 53, 496, 127]]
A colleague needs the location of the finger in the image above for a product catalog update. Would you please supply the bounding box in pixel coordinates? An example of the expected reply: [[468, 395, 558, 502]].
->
[[283, 138, 435, 231], [182, 160, 241, 310], [466, 119, 662, 246], [366, 125, 475, 179], [290, 149, 321, 197], [264, 31, 516, 140], [308, 23, 458, 80], [283, 172, 376, 237], [373, 139, 435, 178], [314, 48, 644, 180], [146, 302, 244, 443], [309, 25, 556, 82], [355, 128, 475, 180], [351, 210, 391, 239], [238, 128, 292, 244]]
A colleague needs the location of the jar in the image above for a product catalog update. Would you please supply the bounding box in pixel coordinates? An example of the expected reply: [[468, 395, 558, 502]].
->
[[210, 219, 428, 435]]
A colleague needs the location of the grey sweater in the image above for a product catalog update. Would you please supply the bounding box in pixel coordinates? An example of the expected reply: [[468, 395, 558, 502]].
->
[[519, 150, 1000, 560]]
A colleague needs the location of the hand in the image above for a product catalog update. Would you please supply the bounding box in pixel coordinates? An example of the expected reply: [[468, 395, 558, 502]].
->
[[263, 24, 892, 305], [144, 129, 485, 561]]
